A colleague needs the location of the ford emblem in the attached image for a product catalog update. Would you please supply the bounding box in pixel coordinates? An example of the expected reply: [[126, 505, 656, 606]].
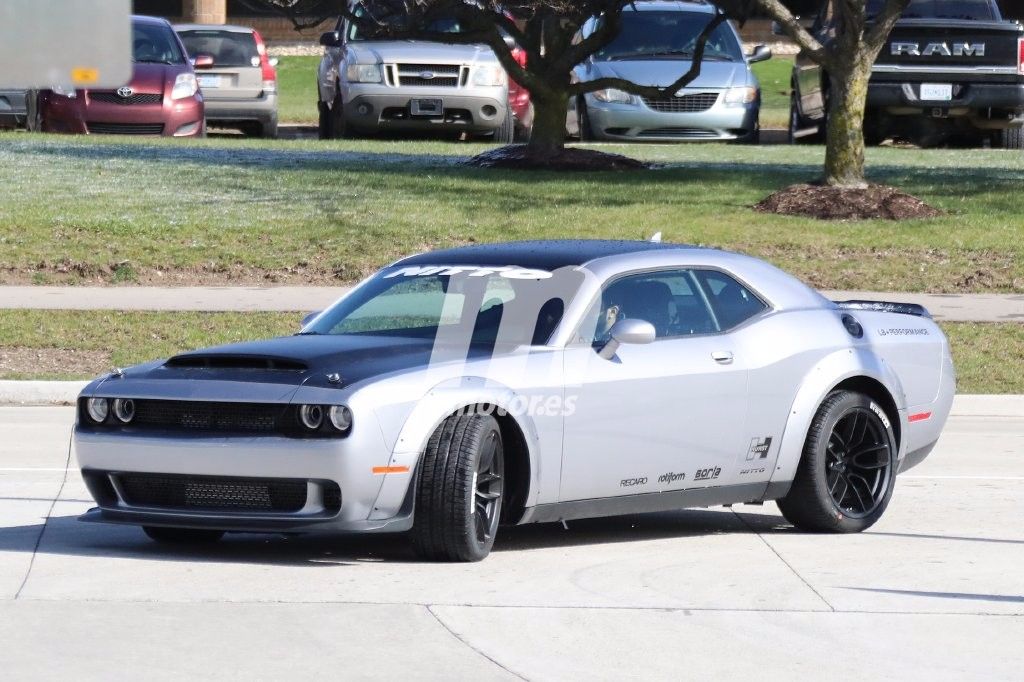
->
[[116, 86, 134, 98], [419, 71, 436, 80]]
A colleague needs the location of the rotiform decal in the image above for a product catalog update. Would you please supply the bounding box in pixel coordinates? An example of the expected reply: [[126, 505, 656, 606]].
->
[[657, 471, 686, 486]]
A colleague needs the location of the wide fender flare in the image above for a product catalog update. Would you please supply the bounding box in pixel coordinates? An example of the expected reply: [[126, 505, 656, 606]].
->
[[367, 376, 543, 521], [768, 347, 907, 493]]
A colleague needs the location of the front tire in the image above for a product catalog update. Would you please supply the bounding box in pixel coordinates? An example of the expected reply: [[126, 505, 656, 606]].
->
[[493, 104, 515, 144], [143, 526, 225, 544], [411, 413, 505, 562], [777, 391, 896, 533], [578, 97, 595, 141]]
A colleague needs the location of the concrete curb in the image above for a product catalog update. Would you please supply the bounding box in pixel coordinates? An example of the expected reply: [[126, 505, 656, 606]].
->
[[0, 381, 1021, 415], [0, 380, 89, 406]]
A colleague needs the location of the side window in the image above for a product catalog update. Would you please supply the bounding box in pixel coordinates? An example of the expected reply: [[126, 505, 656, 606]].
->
[[576, 269, 718, 343], [694, 270, 767, 331]]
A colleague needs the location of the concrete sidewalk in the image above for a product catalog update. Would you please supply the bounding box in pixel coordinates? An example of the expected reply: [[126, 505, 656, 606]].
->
[[1, 286, 1022, 321]]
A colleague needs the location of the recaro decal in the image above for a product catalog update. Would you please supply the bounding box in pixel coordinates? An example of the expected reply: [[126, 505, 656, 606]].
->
[[384, 265, 554, 280]]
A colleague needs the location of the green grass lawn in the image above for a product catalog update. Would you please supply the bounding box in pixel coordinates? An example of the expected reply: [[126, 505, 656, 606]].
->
[[0, 310, 1017, 393], [752, 56, 793, 129], [1, 134, 1022, 292], [275, 55, 795, 128], [277, 56, 319, 124]]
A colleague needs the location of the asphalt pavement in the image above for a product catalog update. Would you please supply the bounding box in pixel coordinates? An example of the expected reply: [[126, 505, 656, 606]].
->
[[1, 286, 1022, 321], [0, 405, 1021, 680]]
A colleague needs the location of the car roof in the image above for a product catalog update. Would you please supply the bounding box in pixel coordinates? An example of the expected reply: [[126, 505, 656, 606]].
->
[[132, 15, 173, 27], [173, 24, 257, 33], [623, 1, 716, 13], [394, 239, 704, 270]]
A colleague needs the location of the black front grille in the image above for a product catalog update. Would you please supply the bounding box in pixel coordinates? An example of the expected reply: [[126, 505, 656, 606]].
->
[[133, 399, 286, 433], [642, 92, 719, 113], [400, 76, 459, 87], [118, 473, 313, 512], [87, 122, 164, 135], [90, 92, 163, 105]]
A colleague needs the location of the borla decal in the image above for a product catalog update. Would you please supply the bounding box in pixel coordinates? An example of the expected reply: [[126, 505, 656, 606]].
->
[[746, 436, 773, 461]]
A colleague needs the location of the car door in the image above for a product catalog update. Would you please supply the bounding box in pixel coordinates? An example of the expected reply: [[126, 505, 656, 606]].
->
[[558, 268, 750, 502]]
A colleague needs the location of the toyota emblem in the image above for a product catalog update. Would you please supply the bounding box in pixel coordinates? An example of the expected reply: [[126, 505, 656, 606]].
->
[[116, 86, 134, 98], [419, 71, 436, 80]]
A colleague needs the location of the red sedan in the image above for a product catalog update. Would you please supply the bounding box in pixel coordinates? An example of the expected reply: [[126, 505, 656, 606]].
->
[[27, 15, 205, 137]]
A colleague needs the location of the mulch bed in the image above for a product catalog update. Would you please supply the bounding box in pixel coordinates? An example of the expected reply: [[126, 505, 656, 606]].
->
[[755, 183, 942, 220], [466, 145, 650, 171]]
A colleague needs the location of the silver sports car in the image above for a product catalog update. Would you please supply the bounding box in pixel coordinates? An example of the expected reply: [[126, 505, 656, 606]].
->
[[74, 240, 954, 561]]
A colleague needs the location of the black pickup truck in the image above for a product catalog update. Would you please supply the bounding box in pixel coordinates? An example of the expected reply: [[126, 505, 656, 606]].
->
[[789, 0, 1024, 148]]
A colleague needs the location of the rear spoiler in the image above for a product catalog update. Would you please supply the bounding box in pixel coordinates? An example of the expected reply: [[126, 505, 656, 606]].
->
[[834, 300, 931, 318]]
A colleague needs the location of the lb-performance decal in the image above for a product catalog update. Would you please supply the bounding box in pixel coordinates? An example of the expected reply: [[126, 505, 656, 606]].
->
[[877, 328, 929, 337]]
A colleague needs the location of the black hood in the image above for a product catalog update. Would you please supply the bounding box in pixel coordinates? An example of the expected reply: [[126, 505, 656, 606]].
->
[[134, 334, 493, 388]]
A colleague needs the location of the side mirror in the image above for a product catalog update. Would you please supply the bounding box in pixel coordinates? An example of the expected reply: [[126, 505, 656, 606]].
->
[[319, 31, 342, 47], [268, 57, 279, 67], [301, 311, 321, 327], [193, 53, 214, 70], [502, 33, 517, 49], [598, 318, 656, 360], [749, 45, 772, 63]]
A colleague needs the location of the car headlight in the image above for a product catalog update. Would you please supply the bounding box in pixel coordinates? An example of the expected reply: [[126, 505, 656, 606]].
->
[[86, 398, 109, 423], [592, 88, 634, 104], [723, 86, 758, 106], [51, 84, 77, 98], [298, 404, 324, 430], [346, 63, 383, 84], [328, 405, 352, 432], [112, 398, 136, 423], [472, 65, 506, 87], [171, 73, 199, 100]]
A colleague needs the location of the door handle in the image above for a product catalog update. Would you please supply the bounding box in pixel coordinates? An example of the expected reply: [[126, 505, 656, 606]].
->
[[712, 351, 734, 365]]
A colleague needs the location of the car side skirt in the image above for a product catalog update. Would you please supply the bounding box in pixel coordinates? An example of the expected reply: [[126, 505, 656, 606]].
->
[[519, 482, 784, 525]]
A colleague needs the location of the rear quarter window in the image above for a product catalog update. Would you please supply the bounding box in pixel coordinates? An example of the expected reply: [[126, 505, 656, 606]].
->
[[694, 270, 768, 330]]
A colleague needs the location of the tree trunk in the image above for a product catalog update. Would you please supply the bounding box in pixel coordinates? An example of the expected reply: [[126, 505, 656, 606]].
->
[[526, 90, 569, 157], [823, 59, 872, 188]]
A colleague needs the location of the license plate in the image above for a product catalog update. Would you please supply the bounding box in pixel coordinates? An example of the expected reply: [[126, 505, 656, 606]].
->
[[411, 98, 443, 116], [920, 83, 952, 101], [197, 75, 223, 89]]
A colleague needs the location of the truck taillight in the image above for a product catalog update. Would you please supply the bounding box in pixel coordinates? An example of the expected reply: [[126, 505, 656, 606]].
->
[[253, 30, 277, 83], [1019, 38, 1024, 76]]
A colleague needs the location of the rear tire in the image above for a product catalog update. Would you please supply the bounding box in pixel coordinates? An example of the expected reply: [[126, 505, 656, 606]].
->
[[997, 127, 1024, 149], [411, 412, 505, 562], [143, 526, 225, 544], [777, 390, 896, 533]]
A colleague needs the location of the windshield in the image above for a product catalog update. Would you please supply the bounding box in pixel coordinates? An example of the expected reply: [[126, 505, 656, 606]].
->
[[305, 266, 580, 347], [866, 0, 998, 20], [593, 11, 744, 62], [347, 8, 464, 42], [133, 22, 186, 64], [178, 30, 259, 67]]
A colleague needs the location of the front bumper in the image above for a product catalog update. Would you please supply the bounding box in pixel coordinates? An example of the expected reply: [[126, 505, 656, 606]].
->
[[203, 91, 278, 124], [73, 426, 415, 534], [586, 95, 758, 142], [342, 83, 508, 134], [39, 92, 205, 137]]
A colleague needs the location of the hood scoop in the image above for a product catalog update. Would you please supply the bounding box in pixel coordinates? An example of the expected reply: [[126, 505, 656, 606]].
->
[[165, 354, 309, 371]]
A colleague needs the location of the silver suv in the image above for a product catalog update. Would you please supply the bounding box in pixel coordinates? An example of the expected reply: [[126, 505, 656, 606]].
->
[[317, 8, 513, 141]]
